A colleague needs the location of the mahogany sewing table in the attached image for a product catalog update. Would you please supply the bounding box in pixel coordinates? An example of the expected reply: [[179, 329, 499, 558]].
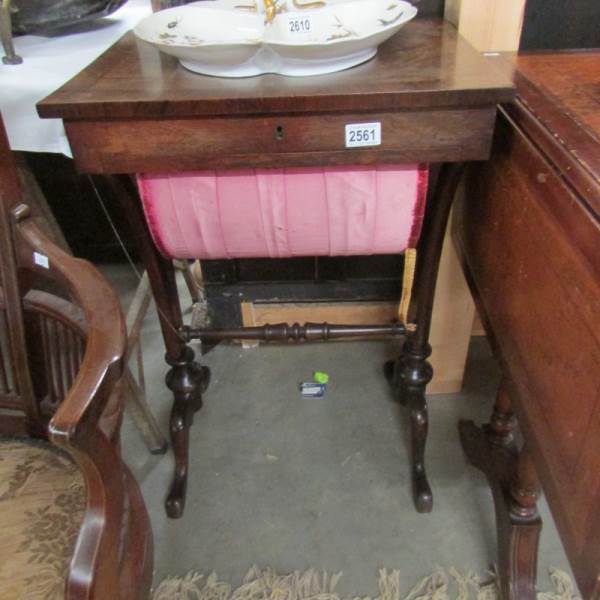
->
[[38, 18, 513, 523]]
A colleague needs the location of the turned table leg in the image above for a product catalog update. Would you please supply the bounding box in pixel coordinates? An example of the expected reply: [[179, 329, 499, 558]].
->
[[389, 163, 464, 513], [108, 175, 210, 518], [165, 347, 209, 517], [501, 443, 541, 600], [459, 379, 541, 600]]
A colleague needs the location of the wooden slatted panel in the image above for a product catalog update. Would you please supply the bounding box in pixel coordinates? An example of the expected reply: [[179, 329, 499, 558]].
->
[[0, 291, 88, 412], [35, 309, 86, 409]]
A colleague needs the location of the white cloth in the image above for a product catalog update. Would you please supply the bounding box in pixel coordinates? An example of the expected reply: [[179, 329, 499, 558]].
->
[[0, 0, 152, 155]]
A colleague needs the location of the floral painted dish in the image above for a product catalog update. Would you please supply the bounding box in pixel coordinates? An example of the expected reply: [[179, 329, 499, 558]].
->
[[133, 0, 417, 77]]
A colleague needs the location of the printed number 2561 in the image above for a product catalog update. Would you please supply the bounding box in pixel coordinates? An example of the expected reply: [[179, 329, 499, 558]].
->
[[345, 123, 382, 147], [349, 129, 377, 143]]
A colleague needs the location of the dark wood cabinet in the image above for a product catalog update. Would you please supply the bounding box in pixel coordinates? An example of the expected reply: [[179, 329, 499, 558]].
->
[[454, 52, 600, 600]]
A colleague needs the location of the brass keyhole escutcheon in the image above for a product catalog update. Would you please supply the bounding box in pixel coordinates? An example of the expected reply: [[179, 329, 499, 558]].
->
[[275, 125, 284, 141]]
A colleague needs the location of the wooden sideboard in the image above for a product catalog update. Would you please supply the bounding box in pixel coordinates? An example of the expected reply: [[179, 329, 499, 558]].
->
[[454, 52, 600, 599]]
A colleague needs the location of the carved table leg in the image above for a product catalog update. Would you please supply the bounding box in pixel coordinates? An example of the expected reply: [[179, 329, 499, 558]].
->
[[395, 343, 433, 512], [389, 163, 464, 513], [107, 175, 210, 518], [165, 348, 209, 518], [459, 381, 541, 600], [501, 444, 541, 600]]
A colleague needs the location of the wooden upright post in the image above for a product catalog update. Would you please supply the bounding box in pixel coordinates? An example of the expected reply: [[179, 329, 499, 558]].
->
[[445, 0, 526, 52]]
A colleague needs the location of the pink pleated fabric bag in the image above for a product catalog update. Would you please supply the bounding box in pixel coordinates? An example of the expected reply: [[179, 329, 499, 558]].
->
[[137, 165, 428, 260]]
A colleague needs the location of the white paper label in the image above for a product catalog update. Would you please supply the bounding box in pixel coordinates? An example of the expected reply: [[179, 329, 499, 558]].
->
[[345, 122, 381, 148], [33, 252, 49, 269], [287, 15, 313, 35]]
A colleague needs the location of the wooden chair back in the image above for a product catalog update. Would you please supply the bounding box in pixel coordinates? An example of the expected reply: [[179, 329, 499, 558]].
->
[[0, 115, 153, 599]]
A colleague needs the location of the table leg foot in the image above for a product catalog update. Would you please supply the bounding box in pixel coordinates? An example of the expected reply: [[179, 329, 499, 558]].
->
[[150, 441, 169, 456], [459, 420, 541, 600], [395, 341, 434, 512], [413, 472, 433, 513], [165, 348, 210, 519], [165, 395, 191, 519], [2, 54, 22, 65], [409, 391, 433, 513]]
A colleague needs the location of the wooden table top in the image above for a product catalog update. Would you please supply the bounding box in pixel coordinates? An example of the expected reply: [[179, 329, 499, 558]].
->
[[38, 18, 514, 121], [510, 51, 600, 220], [517, 52, 600, 141]]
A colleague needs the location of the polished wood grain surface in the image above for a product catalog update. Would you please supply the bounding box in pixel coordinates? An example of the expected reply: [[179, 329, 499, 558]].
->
[[517, 52, 600, 138], [38, 19, 514, 174], [38, 19, 514, 120], [455, 52, 600, 600], [510, 51, 600, 219], [64, 107, 496, 173]]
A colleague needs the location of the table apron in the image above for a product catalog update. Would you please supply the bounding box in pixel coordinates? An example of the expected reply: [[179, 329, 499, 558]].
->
[[65, 107, 497, 174]]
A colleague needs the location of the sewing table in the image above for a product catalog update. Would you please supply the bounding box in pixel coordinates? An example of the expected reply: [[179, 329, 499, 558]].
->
[[38, 18, 514, 522]]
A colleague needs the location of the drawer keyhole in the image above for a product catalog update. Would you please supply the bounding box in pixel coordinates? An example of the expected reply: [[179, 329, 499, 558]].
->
[[275, 125, 284, 141]]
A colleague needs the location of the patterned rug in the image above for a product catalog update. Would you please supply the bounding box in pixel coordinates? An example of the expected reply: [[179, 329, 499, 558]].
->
[[152, 566, 580, 600], [0, 439, 85, 600]]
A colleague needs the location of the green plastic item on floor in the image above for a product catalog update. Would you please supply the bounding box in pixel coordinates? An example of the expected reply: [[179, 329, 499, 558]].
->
[[313, 371, 329, 384]]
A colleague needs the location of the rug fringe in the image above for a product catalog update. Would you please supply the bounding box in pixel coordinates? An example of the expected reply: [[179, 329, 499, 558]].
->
[[152, 566, 579, 600]]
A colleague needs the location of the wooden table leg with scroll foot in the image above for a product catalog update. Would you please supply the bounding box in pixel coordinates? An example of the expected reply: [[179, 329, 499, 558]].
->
[[391, 163, 464, 513], [459, 381, 541, 600], [165, 349, 210, 518], [107, 175, 211, 519]]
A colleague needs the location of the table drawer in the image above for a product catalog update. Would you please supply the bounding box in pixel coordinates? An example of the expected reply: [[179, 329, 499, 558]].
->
[[66, 108, 496, 174]]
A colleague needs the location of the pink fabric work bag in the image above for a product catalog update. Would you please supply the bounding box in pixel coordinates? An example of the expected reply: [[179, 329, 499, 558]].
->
[[138, 165, 428, 260]]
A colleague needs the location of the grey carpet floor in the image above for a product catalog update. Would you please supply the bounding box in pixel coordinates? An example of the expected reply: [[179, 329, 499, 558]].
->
[[104, 265, 573, 596]]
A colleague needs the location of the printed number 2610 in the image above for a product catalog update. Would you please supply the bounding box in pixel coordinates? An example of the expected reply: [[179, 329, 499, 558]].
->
[[288, 18, 311, 33]]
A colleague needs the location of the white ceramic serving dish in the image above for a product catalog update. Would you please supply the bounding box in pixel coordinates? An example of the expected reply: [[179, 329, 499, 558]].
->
[[133, 0, 417, 77]]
